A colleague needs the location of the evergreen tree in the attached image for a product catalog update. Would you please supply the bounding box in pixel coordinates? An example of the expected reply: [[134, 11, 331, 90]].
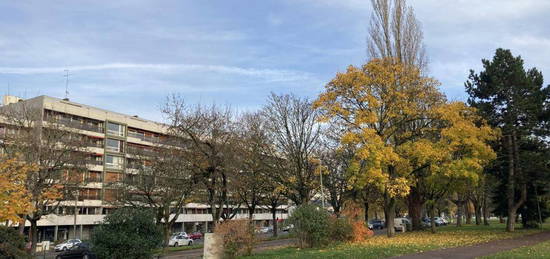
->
[[466, 48, 550, 231]]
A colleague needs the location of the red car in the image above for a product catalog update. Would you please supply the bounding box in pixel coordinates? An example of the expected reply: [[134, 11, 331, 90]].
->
[[188, 232, 203, 240]]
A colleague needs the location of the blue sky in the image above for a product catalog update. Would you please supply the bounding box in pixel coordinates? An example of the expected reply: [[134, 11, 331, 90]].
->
[[1, 0, 549, 121]]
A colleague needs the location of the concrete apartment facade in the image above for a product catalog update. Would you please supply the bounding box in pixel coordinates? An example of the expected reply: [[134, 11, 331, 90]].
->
[[0, 95, 288, 242]]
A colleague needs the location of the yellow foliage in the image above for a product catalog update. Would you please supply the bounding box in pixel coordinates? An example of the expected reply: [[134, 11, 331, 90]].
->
[[314, 58, 497, 197], [0, 155, 37, 224]]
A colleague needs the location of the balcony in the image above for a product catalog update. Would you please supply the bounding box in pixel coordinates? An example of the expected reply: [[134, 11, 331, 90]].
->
[[86, 160, 103, 166], [58, 118, 104, 133], [127, 146, 157, 157], [128, 131, 160, 143]]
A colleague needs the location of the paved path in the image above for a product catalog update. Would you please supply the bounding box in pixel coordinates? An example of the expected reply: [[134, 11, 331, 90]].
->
[[390, 231, 550, 259]]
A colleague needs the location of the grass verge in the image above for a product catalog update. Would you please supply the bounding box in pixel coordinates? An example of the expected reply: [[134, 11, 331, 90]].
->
[[154, 244, 203, 255], [241, 223, 549, 259], [479, 239, 550, 259]]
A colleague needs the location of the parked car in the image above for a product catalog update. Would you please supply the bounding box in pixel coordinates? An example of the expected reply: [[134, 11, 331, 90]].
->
[[168, 234, 193, 247], [55, 242, 96, 259], [434, 217, 447, 226], [368, 222, 374, 230], [368, 219, 385, 230], [171, 231, 188, 237], [394, 218, 410, 232], [188, 232, 203, 240], [421, 218, 431, 228], [54, 239, 82, 252], [282, 224, 294, 232], [256, 226, 273, 234]]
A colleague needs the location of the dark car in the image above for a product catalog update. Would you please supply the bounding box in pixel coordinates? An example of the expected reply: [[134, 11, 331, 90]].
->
[[55, 242, 96, 259], [369, 219, 385, 229]]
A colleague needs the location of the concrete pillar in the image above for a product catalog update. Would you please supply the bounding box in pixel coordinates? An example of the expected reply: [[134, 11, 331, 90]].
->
[[193, 223, 198, 232], [54, 225, 58, 241], [203, 233, 222, 259], [79, 225, 83, 239], [205, 221, 209, 233], [181, 222, 185, 233]]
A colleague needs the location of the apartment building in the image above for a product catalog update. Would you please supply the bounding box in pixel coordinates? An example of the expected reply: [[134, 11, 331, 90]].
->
[[0, 95, 288, 242]]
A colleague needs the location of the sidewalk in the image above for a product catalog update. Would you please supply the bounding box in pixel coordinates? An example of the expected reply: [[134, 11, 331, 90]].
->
[[390, 231, 550, 259]]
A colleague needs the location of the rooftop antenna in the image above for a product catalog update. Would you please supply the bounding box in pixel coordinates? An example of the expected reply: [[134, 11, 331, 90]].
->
[[64, 69, 71, 100]]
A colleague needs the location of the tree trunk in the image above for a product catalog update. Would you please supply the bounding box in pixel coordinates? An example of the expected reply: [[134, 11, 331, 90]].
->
[[456, 202, 463, 227], [407, 187, 424, 231], [364, 201, 369, 223], [407, 187, 424, 233], [30, 218, 38, 254], [474, 202, 482, 225], [506, 134, 516, 232], [271, 207, 278, 237], [506, 131, 527, 232], [248, 205, 256, 220], [482, 192, 490, 226], [465, 203, 472, 224], [429, 206, 436, 234], [384, 195, 396, 237], [163, 224, 171, 250]]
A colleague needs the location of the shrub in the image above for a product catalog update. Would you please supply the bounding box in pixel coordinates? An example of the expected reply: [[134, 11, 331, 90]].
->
[[214, 219, 256, 259], [341, 201, 373, 242], [328, 216, 353, 242], [91, 207, 163, 259], [0, 226, 30, 259], [287, 204, 330, 248]]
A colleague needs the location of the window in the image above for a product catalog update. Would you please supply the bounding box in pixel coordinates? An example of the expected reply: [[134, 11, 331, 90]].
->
[[106, 122, 125, 137], [105, 138, 123, 152], [105, 155, 124, 169]]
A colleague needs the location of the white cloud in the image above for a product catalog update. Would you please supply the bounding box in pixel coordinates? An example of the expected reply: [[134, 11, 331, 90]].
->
[[0, 63, 315, 83]]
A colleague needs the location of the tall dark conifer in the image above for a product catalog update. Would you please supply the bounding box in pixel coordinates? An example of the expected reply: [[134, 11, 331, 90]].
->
[[465, 48, 550, 231]]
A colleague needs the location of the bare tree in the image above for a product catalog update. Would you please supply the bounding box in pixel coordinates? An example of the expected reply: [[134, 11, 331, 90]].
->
[[117, 136, 195, 249], [367, 0, 427, 71], [0, 102, 88, 252], [162, 95, 238, 226], [318, 127, 354, 217], [233, 112, 271, 220], [262, 93, 322, 205]]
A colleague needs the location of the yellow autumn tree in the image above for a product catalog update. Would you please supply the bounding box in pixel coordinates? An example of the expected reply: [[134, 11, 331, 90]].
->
[[314, 58, 496, 237], [0, 155, 36, 224]]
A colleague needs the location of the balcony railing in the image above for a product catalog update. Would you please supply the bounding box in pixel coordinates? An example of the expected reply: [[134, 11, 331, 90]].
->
[[128, 131, 160, 143], [58, 118, 104, 133], [127, 146, 157, 156], [86, 160, 103, 166]]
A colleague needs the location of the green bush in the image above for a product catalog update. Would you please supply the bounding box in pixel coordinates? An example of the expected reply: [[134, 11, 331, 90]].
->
[[287, 204, 330, 248], [91, 208, 163, 259], [0, 226, 30, 259], [328, 216, 354, 242]]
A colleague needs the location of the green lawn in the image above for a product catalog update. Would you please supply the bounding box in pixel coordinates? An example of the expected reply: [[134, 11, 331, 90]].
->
[[154, 244, 203, 255], [241, 223, 549, 259], [480, 239, 550, 259]]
